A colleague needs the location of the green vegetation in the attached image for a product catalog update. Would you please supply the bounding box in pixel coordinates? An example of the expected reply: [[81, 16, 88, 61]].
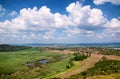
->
[[67, 59, 120, 79], [73, 53, 88, 61], [100, 48, 120, 56], [0, 48, 56, 74], [0, 47, 74, 79], [86, 59, 120, 76], [0, 46, 120, 79], [66, 53, 88, 69]]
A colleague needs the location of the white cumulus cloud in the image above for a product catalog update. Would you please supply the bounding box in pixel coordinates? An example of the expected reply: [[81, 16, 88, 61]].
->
[[105, 18, 120, 29], [0, 1, 108, 32], [66, 1, 107, 30], [0, 1, 120, 43]]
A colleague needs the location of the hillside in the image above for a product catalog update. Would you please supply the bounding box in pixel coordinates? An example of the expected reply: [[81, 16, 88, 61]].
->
[[0, 44, 31, 52]]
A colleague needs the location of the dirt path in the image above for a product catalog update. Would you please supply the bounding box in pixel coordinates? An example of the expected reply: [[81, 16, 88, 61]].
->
[[48, 49, 120, 79], [58, 53, 120, 79], [59, 54, 103, 79], [105, 55, 120, 60], [46, 50, 75, 54]]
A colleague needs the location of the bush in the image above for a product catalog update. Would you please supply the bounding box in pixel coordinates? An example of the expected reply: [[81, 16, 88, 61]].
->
[[73, 53, 87, 61], [85, 60, 120, 76]]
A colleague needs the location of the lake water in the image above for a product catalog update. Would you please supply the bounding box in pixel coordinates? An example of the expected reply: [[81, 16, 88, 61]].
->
[[111, 48, 120, 50], [26, 59, 49, 67], [38, 59, 49, 64]]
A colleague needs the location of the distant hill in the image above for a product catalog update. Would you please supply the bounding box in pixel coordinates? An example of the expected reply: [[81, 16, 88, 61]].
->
[[13, 42, 120, 47], [0, 44, 31, 52]]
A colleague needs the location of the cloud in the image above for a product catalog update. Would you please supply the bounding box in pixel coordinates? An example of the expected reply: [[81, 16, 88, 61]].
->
[[0, 6, 72, 32], [93, 0, 120, 5], [0, 1, 107, 32], [9, 10, 18, 17], [93, 18, 120, 41], [104, 18, 120, 29], [66, 28, 94, 38], [66, 1, 107, 30], [103, 18, 120, 37], [30, 33, 36, 39], [0, 1, 120, 43], [65, 28, 81, 37], [54, 13, 72, 28], [42, 30, 55, 39], [0, 4, 6, 17]]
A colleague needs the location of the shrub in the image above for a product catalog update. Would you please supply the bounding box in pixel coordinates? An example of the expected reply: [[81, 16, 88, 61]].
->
[[73, 53, 87, 61]]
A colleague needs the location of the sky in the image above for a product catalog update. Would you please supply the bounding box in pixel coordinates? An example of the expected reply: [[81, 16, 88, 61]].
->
[[0, 0, 120, 44]]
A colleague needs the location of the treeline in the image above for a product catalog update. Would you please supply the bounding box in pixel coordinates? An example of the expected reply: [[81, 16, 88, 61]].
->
[[0, 44, 31, 52], [100, 48, 120, 56]]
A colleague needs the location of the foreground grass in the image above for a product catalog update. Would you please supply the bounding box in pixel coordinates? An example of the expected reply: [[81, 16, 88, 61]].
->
[[44, 59, 79, 79], [87, 73, 120, 79], [0, 48, 63, 73]]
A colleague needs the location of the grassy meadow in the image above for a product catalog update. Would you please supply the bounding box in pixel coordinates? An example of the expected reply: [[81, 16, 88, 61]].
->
[[0, 47, 75, 79]]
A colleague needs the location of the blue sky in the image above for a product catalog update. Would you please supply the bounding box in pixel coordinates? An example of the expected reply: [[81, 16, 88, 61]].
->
[[0, 0, 120, 44]]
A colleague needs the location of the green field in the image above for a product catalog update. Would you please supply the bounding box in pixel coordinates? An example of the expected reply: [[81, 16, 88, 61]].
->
[[0, 47, 74, 79]]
